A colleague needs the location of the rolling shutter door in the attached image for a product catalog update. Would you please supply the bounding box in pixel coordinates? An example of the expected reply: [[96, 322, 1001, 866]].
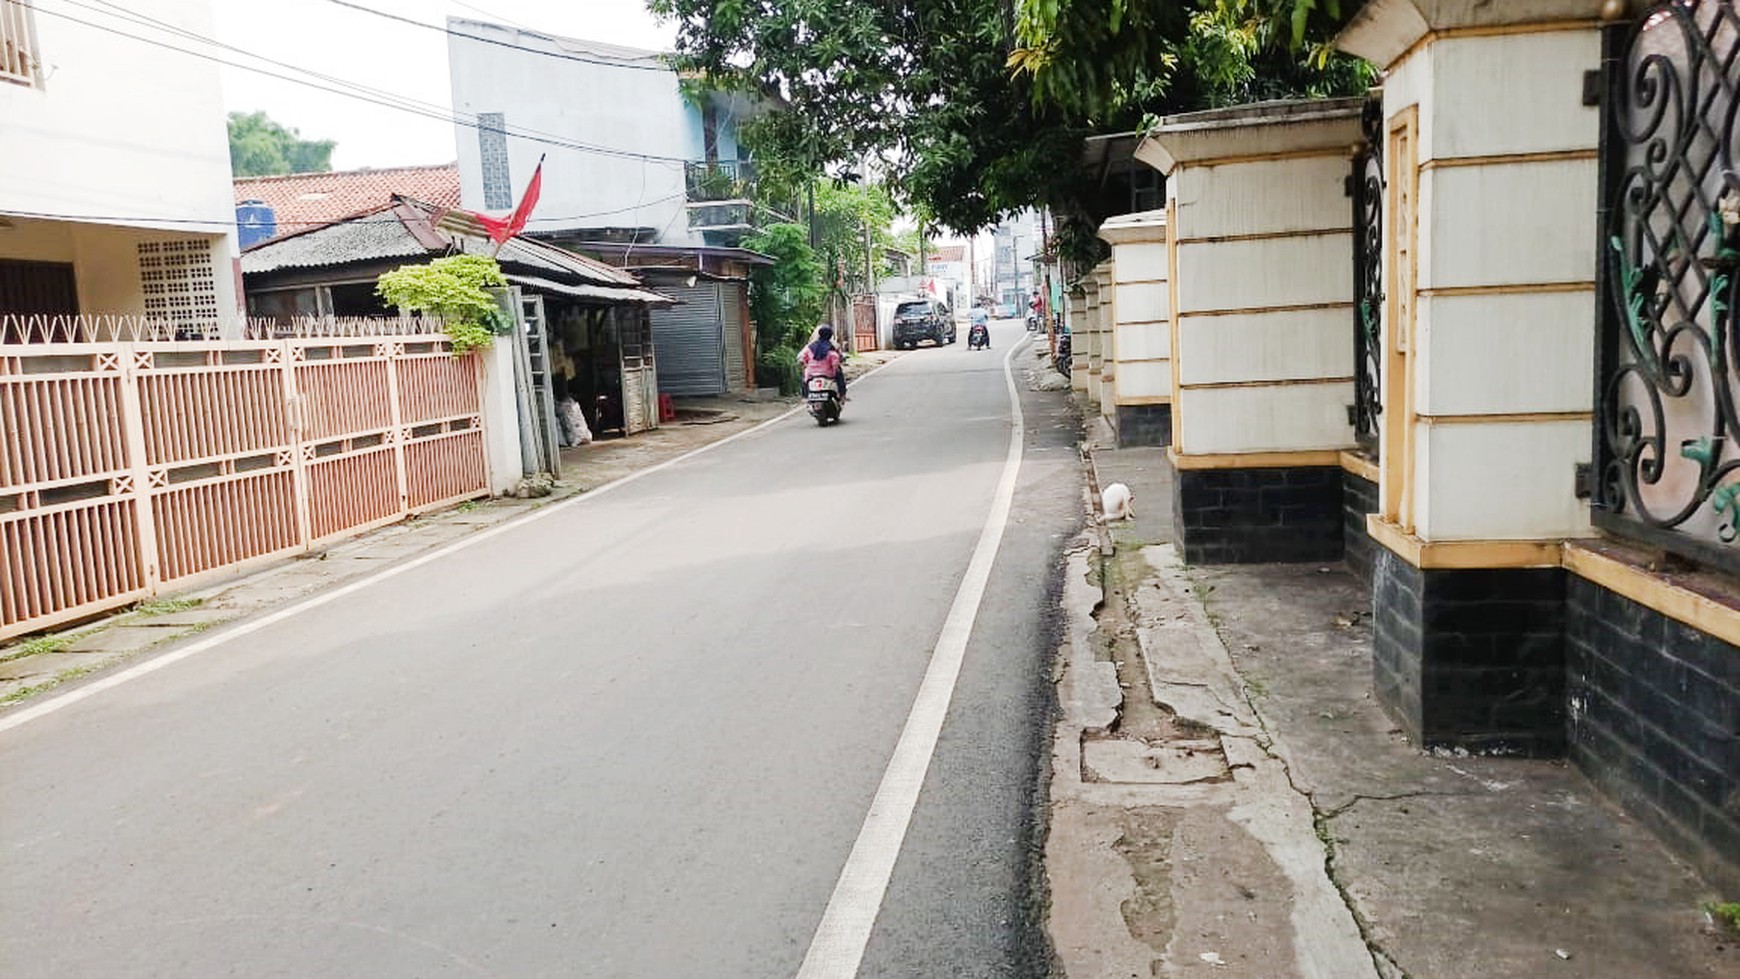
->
[[649, 283, 727, 396], [721, 282, 747, 392]]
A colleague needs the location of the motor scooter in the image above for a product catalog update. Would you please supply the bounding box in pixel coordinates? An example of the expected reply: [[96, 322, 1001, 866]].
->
[[1026, 311, 1041, 333], [1055, 333, 1072, 377], [805, 375, 843, 426], [967, 322, 991, 350]]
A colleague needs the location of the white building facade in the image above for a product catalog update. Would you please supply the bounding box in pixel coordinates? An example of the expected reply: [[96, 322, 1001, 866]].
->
[[446, 19, 748, 248], [0, 0, 241, 333]]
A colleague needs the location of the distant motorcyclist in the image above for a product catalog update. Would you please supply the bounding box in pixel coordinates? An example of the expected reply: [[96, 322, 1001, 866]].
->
[[968, 306, 991, 349], [798, 325, 846, 401]]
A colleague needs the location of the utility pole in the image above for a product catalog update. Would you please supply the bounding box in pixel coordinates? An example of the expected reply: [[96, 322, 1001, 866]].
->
[[807, 180, 817, 250], [967, 234, 976, 305]]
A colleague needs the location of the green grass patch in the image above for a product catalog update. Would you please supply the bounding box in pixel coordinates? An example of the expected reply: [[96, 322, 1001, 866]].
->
[[0, 663, 99, 706], [1706, 901, 1740, 934], [0, 633, 74, 664], [135, 597, 203, 617]]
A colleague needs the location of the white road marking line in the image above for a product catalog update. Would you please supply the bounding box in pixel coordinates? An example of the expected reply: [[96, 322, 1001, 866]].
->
[[0, 353, 910, 736], [795, 335, 1031, 979]]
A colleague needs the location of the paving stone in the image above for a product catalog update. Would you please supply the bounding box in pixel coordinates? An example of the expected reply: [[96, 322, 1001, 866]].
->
[[129, 610, 227, 628], [0, 652, 91, 681], [63, 625, 181, 654]]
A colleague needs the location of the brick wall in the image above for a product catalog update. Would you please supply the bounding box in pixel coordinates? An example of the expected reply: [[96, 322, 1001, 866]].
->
[[1343, 469, 1378, 584], [1170, 464, 1343, 564], [1373, 547, 1423, 739], [1566, 577, 1740, 893], [1115, 404, 1171, 448], [1371, 553, 1566, 757]]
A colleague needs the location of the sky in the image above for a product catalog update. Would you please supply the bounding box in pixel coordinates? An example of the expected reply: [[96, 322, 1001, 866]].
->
[[212, 0, 675, 170]]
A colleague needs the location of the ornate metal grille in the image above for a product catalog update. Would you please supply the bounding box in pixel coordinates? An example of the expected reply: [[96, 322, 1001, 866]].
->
[[1351, 93, 1386, 452], [1594, 1, 1740, 568]]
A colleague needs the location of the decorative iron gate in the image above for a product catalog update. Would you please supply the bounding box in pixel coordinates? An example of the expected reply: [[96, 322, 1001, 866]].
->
[[1350, 92, 1386, 454], [1593, 1, 1740, 569]]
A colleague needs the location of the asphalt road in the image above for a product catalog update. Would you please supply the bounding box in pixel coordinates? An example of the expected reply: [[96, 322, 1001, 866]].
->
[[0, 320, 1081, 978]]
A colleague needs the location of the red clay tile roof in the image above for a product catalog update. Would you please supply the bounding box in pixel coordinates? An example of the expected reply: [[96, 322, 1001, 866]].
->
[[233, 164, 461, 241]]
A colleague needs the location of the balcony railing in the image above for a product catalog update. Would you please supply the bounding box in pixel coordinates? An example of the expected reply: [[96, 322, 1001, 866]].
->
[[684, 160, 756, 202]]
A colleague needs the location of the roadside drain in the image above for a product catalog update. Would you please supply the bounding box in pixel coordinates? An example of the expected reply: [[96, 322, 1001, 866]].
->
[[1086, 546, 1231, 784], [1083, 737, 1232, 784]]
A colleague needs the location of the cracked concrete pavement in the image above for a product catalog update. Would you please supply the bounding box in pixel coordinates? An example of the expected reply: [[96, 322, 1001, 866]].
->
[[1044, 447, 1739, 978]]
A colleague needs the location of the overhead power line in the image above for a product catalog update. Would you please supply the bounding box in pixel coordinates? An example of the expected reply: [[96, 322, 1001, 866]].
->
[[321, 0, 676, 73], [30, 0, 696, 166], [76, 0, 465, 125], [3, 191, 688, 231]]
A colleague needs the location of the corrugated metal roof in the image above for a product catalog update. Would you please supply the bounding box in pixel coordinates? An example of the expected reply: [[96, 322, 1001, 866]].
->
[[503, 274, 678, 305], [240, 212, 428, 273], [431, 207, 641, 286], [241, 198, 669, 308]]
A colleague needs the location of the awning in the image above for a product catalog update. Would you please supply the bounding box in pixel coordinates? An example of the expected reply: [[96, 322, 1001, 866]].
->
[[504, 274, 680, 306]]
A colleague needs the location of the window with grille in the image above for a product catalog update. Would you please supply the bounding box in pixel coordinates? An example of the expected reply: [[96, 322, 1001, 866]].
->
[[138, 240, 219, 332], [1, 0, 39, 86], [478, 112, 513, 210]]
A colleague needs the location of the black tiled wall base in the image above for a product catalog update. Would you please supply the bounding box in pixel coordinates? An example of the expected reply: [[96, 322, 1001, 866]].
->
[[1114, 404, 1172, 448], [1566, 576, 1740, 893], [1371, 549, 1567, 757], [1342, 469, 1379, 585], [1169, 463, 1343, 564]]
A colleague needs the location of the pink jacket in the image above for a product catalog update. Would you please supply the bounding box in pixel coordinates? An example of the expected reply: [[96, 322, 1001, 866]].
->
[[799, 345, 842, 380]]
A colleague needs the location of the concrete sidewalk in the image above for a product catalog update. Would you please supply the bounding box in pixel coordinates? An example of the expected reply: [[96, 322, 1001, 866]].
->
[[1044, 444, 1739, 978], [0, 352, 898, 711]]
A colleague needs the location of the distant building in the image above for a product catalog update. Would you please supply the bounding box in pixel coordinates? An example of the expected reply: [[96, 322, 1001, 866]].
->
[[446, 20, 759, 249], [991, 211, 1043, 310], [446, 20, 772, 396]]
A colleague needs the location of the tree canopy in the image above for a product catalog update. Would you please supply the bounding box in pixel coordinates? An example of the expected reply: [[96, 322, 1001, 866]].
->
[[227, 111, 336, 178], [649, 0, 1372, 264]]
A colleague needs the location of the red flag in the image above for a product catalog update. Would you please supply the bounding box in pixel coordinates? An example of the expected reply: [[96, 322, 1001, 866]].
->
[[474, 155, 544, 245]]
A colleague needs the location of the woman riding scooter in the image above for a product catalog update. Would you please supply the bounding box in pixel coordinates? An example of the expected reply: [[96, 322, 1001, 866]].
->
[[798, 325, 847, 401]]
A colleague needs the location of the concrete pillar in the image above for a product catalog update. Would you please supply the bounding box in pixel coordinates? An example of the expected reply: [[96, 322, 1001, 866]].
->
[[1098, 210, 1171, 446], [1138, 98, 1362, 563], [479, 338, 525, 495], [1092, 263, 1117, 424], [1335, 0, 1606, 758], [1070, 281, 1093, 395]]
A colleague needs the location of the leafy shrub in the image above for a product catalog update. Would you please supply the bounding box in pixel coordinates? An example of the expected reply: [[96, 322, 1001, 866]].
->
[[758, 346, 802, 395], [376, 255, 511, 354]]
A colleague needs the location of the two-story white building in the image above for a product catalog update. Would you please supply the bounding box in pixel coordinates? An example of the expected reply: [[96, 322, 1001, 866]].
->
[[446, 19, 771, 397], [0, 0, 240, 336]]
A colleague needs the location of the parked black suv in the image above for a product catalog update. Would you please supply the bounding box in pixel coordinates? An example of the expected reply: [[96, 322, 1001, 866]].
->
[[892, 299, 956, 349]]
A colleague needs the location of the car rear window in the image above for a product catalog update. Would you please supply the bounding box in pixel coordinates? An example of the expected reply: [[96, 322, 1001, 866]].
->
[[895, 302, 929, 316]]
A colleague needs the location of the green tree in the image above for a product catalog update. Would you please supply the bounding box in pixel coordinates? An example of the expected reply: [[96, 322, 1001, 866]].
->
[[651, 0, 1371, 265], [813, 180, 899, 294], [741, 223, 827, 391], [227, 111, 336, 177], [1012, 1, 1372, 115]]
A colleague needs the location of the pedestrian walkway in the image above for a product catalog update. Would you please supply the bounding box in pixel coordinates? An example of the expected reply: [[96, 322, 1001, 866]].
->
[[1045, 444, 1739, 978]]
